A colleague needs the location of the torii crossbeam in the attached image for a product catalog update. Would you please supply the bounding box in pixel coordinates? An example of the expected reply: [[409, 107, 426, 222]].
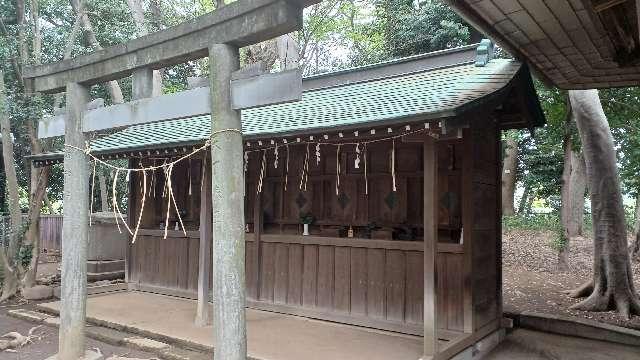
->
[[22, 1, 319, 359]]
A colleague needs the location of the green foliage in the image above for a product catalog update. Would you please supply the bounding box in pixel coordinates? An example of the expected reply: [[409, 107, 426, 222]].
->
[[374, 0, 473, 59], [599, 87, 640, 197], [503, 213, 561, 232], [515, 82, 575, 210], [299, 212, 315, 225]]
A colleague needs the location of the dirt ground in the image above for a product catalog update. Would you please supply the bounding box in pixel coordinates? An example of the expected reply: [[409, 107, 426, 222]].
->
[[488, 328, 640, 360], [0, 299, 155, 360], [503, 229, 640, 330]]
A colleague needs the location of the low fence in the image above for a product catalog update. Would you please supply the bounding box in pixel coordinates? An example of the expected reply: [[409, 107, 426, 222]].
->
[[40, 214, 63, 252], [0, 214, 63, 252]]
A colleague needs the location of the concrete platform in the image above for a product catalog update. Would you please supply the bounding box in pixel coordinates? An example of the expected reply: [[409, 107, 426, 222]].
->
[[39, 291, 423, 360]]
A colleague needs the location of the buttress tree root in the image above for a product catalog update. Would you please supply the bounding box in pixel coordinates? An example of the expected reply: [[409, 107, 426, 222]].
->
[[565, 90, 640, 319]]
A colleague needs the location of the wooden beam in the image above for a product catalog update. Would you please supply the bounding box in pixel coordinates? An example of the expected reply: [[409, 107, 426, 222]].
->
[[423, 135, 438, 358], [196, 156, 212, 327], [461, 129, 474, 334], [593, 0, 628, 13], [125, 159, 135, 284], [254, 189, 263, 300], [23, 0, 316, 93]]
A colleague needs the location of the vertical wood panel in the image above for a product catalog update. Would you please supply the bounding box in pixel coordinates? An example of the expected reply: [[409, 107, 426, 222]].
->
[[350, 247, 368, 316], [246, 241, 258, 300], [406, 251, 424, 324], [287, 243, 303, 306], [423, 135, 438, 356], [334, 247, 351, 313], [176, 238, 190, 290], [385, 250, 405, 322], [317, 246, 335, 309], [436, 255, 448, 330], [446, 255, 464, 331], [188, 238, 199, 292], [302, 245, 318, 307], [274, 243, 289, 304], [367, 249, 386, 319], [260, 242, 276, 302]]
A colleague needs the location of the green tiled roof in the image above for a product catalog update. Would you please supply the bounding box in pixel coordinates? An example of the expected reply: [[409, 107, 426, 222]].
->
[[86, 59, 521, 155], [31, 54, 543, 165]]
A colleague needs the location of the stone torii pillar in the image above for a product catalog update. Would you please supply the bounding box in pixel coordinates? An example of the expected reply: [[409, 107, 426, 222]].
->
[[58, 82, 91, 359], [22, 2, 318, 359], [209, 43, 245, 359]]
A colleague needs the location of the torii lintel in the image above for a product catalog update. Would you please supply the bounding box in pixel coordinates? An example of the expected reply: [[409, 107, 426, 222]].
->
[[22, 0, 319, 94]]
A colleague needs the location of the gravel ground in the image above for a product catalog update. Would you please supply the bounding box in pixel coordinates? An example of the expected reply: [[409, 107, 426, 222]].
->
[[503, 229, 640, 330]]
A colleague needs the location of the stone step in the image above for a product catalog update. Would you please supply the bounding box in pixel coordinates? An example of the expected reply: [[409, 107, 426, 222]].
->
[[87, 270, 125, 282], [87, 260, 125, 273], [14, 305, 210, 360], [53, 282, 128, 299]]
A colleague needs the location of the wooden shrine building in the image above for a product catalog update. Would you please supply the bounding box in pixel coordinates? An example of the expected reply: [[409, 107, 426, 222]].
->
[[31, 42, 545, 359]]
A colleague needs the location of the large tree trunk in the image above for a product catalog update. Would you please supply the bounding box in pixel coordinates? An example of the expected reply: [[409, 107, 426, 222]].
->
[[567, 89, 640, 318], [53, 10, 82, 109], [70, 0, 125, 104], [0, 155, 6, 213], [0, 71, 21, 301], [559, 107, 587, 271], [21, 122, 49, 288], [631, 194, 640, 258], [501, 135, 517, 216], [17, 0, 50, 290], [567, 150, 586, 235], [126, 0, 164, 96]]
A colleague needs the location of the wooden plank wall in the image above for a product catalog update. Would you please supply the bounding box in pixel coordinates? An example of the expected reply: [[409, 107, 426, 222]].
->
[[468, 124, 501, 331], [126, 137, 471, 335], [252, 237, 427, 334], [127, 232, 464, 335], [249, 141, 425, 235], [40, 214, 63, 252], [129, 234, 202, 294]]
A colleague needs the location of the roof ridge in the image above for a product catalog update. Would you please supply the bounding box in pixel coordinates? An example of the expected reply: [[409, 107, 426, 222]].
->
[[304, 44, 480, 81]]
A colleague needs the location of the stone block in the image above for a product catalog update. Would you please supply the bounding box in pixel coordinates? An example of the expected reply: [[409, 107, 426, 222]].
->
[[123, 337, 170, 351], [22, 285, 54, 300], [7, 309, 52, 322], [45, 349, 103, 360]]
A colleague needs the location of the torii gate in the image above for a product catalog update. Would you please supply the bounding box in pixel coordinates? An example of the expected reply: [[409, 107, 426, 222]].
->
[[23, 1, 318, 359]]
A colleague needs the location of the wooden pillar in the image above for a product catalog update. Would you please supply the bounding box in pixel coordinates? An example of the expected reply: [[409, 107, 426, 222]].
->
[[253, 190, 262, 299], [461, 129, 474, 334], [423, 135, 438, 359], [196, 157, 212, 326], [209, 43, 247, 359], [59, 82, 90, 360], [126, 68, 154, 285]]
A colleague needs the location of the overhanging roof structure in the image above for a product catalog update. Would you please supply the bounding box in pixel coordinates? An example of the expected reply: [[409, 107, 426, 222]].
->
[[29, 45, 545, 166], [446, 0, 640, 89]]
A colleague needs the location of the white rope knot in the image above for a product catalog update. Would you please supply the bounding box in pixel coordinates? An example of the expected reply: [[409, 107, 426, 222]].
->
[[210, 128, 243, 140]]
